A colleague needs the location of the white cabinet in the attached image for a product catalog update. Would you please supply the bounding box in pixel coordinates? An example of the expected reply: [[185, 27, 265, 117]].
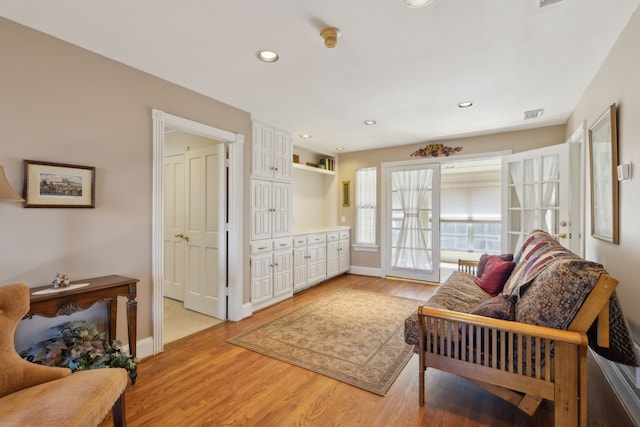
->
[[326, 232, 340, 278], [251, 238, 293, 310], [338, 230, 350, 274], [307, 234, 327, 287], [251, 179, 291, 241], [293, 236, 308, 292], [293, 229, 349, 293], [252, 122, 292, 180]]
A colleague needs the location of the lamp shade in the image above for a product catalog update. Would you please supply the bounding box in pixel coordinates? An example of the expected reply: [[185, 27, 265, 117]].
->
[[0, 166, 24, 202]]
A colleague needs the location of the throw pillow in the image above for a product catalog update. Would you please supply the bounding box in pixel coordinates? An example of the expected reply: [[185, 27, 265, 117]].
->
[[474, 257, 515, 296], [469, 294, 517, 320], [477, 253, 514, 278], [515, 259, 604, 330]]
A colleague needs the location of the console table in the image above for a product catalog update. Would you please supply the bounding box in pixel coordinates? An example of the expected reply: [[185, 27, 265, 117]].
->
[[26, 274, 139, 383]]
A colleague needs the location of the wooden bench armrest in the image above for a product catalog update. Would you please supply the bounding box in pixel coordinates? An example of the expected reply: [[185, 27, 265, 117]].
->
[[418, 306, 587, 346]]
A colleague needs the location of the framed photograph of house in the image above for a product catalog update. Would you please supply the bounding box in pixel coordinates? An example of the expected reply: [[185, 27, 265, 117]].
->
[[588, 103, 618, 244], [23, 160, 96, 208]]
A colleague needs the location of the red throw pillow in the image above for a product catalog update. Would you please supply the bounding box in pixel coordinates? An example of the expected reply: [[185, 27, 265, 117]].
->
[[474, 257, 515, 296]]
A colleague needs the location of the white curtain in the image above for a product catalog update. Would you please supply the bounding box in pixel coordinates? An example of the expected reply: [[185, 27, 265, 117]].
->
[[356, 167, 376, 244], [509, 155, 559, 250], [391, 169, 432, 271]]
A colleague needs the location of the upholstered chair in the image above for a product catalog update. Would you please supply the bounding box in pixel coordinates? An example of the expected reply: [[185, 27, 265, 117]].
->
[[0, 282, 128, 426]]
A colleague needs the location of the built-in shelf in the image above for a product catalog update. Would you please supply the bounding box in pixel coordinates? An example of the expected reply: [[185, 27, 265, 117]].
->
[[292, 162, 336, 175]]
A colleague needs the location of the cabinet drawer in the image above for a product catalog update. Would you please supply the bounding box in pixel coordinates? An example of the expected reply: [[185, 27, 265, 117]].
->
[[273, 237, 293, 250], [339, 230, 350, 240], [251, 241, 273, 254], [307, 234, 326, 245], [326, 232, 339, 242], [293, 236, 307, 247]]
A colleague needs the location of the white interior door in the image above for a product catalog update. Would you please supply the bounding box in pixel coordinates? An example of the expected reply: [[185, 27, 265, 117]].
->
[[184, 144, 227, 319], [163, 154, 186, 301], [502, 143, 570, 253], [383, 163, 440, 283]]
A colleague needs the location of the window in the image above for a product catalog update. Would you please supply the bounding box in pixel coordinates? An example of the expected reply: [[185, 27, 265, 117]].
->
[[355, 167, 377, 247]]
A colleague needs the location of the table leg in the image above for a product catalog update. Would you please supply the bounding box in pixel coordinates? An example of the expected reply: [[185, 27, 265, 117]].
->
[[107, 299, 117, 344], [126, 295, 138, 385]]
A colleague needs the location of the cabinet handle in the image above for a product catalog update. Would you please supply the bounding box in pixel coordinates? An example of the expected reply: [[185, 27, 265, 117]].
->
[[280, 243, 287, 247], [258, 246, 267, 250]]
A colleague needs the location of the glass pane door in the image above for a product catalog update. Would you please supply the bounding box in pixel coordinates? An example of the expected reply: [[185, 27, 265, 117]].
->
[[385, 163, 440, 282]]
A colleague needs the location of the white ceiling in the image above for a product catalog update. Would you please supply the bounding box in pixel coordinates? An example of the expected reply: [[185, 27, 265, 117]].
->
[[2, 0, 638, 154]]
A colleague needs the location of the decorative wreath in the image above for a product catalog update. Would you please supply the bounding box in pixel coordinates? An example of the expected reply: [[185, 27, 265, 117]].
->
[[410, 144, 462, 157]]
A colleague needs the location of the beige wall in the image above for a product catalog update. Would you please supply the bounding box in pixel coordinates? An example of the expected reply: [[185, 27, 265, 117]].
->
[[567, 7, 640, 338], [338, 125, 565, 269], [0, 18, 252, 344]]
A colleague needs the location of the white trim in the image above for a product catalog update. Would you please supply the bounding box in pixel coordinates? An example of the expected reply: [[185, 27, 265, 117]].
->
[[241, 302, 253, 319], [352, 244, 378, 252], [566, 121, 587, 258], [152, 109, 244, 355], [121, 336, 154, 360], [348, 266, 384, 277], [591, 349, 640, 423]]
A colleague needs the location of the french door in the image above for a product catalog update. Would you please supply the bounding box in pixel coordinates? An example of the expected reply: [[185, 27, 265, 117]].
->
[[502, 143, 571, 253], [382, 162, 440, 283]]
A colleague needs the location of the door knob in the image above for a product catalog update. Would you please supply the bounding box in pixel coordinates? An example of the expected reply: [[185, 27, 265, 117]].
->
[[552, 233, 567, 239], [174, 233, 190, 242], [560, 221, 567, 227]]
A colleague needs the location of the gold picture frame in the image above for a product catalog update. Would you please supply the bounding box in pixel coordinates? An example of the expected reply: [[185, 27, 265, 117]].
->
[[342, 181, 350, 207], [588, 103, 618, 244], [23, 160, 96, 208]]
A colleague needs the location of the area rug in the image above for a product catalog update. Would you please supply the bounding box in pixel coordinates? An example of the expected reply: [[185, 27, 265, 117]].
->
[[226, 288, 422, 396]]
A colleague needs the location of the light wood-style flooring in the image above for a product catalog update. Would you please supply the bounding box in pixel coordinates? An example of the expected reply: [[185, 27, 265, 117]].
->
[[100, 274, 633, 427]]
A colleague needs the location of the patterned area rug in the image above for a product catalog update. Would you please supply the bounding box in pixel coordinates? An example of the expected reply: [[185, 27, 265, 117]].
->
[[227, 288, 422, 395]]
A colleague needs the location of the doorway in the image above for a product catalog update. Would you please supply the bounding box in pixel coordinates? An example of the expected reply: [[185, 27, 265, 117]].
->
[[152, 109, 244, 355], [162, 129, 226, 343]]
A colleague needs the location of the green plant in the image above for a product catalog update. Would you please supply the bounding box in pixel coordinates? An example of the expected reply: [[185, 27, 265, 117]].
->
[[20, 320, 138, 373]]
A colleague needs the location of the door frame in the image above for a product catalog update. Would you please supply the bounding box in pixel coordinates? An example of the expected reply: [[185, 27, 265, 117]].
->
[[380, 151, 508, 281], [152, 109, 244, 355]]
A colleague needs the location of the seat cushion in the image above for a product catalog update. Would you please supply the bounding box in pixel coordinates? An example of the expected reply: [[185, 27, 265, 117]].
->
[[0, 368, 128, 427]]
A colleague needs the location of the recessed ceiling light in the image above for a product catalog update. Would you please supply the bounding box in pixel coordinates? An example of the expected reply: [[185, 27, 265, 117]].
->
[[256, 50, 279, 62], [364, 120, 377, 125], [299, 133, 312, 139], [336, 147, 345, 151], [405, 0, 434, 8], [457, 101, 474, 109]]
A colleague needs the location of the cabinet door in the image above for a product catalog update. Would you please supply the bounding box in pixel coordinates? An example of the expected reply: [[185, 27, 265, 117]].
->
[[293, 242, 308, 292], [326, 240, 339, 278], [252, 123, 274, 178], [273, 130, 292, 180], [273, 248, 293, 297], [338, 238, 350, 273], [307, 243, 327, 285], [271, 181, 291, 238], [251, 252, 273, 305], [251, 179, 272, 241]]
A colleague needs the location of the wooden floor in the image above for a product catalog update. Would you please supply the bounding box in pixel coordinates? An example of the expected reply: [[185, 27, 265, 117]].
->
[[99, 274, 633, 427]]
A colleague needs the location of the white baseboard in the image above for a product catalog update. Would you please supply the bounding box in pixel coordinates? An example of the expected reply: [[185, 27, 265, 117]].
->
[[242, 302, 253, 319], [348, 266, 383, 277], [592, 348, 640, 424], [122, 336, 154, 359]]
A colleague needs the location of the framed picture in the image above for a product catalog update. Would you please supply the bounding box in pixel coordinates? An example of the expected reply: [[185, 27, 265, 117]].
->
[[23, 160, 96, 208], [342, 180, 350, 207], [588, 103, 618, 243]]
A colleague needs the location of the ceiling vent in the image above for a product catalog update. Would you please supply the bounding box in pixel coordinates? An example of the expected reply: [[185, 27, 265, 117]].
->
[[540, 0, 563, 7], [523, 109, 544, 120]]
